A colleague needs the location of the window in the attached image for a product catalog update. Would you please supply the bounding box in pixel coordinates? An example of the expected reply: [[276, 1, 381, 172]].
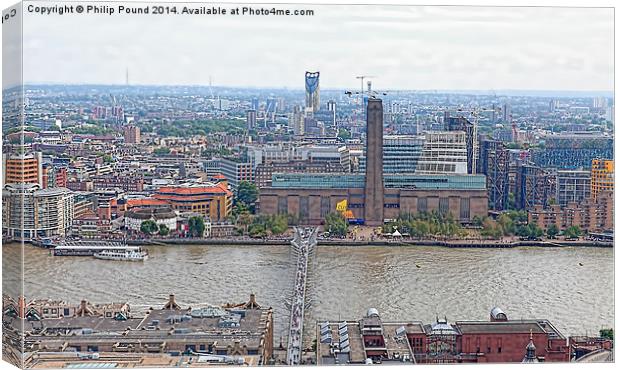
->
[[277, 196, 288, 215], [439, 197, 449, 215], [460, 197, 470, 220], [299, 196, 309, 221], [320, 197, 330, 218], [417, 197, 427, 213]]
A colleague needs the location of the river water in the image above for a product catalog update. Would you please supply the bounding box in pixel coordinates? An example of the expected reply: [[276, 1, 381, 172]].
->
[[2, 243, 614, 344]]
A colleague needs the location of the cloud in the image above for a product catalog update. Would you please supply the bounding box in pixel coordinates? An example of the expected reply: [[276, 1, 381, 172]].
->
[[21, 5, 613, 91]]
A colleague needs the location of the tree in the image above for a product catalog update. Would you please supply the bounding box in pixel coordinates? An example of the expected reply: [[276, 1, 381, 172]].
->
[[248, 223, 267, 238], [237, 181, 258, 211], [269, 215, 289, 235], [472, 215, 484, 227], [516, 225, 530, 238], [325, 212, 348, 237], [600, 328, 613, 340], [564, 225, 582, 239], [153, 147, 171, 156], [546, 224, 559, 239], [158, 224, 170, 236], [140, 220, 159, 235], [528, 224, 544, 239], [337, 128, 351, 141], [237, 212, 253, 234], [497, 214, 515, 236], [481, 219, 502, 239], [188, 216, 206, 237]]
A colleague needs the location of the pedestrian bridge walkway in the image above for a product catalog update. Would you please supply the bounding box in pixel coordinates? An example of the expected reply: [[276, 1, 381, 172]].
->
[[286, 227, 318, 365]]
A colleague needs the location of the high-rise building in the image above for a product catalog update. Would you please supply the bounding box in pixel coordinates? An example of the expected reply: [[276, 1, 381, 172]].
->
[[123, 125, 141, 144], [246, 109, 257, 131], [2, 184, 74, 239], [445, 115, 477, 174], [218, 158, 253, 191], [549, 99, 560, 112], [478, 139, 509, 211], [502, 103, 511, 122], [359, 135, 425, 174], [251, 97, 259, 111], [327, 100, 336, 113], [290, 106, 304, 136], [590, 159, 613, 200], [415, 132, 468, 175], [364, 98, 384, 226], [592, 97, 608, 109], [266, 97, 277, 114], [515, 164, 556, 210], [3, 152, 43, 186], [305, 71, 320, 113], [556, 170, 591, 206]]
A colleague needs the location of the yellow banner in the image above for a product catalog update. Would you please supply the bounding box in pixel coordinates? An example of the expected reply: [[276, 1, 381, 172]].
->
[[336, 199, 347, 212]]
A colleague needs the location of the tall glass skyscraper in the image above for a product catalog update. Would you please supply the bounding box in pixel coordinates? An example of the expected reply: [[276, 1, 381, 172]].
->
[[304, 71, 320, 113]]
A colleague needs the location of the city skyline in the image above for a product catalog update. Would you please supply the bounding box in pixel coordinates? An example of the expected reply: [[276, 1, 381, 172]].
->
[[16, 5, 614, 91]]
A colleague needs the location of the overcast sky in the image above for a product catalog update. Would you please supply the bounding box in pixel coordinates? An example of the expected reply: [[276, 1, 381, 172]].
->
[[19, 4, 614, 91]]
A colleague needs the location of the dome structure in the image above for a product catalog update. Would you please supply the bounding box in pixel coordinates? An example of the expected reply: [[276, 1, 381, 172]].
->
[[366, 308, 380, 318]]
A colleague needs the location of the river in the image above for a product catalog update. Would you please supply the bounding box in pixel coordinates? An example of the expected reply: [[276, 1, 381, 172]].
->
[[2, 243, 614, 345]]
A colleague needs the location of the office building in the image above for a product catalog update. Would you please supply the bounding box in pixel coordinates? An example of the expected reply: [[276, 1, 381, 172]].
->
[[218, 158, 253, 191], [3, 152, 43, 186], [415, 132, 468, 175], [445, 115, 477, 174], [153, 183, 232, 221], [359, 135, 425, 174]]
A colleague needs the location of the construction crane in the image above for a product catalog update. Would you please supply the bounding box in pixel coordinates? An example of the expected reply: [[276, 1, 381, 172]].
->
[[355, 75, 376, 103]]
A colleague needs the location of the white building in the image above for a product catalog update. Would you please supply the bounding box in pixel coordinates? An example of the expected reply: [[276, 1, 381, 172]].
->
[[124, 207, 177, 233], [415, 131, 468, 175], [2, 184, 74, 239]]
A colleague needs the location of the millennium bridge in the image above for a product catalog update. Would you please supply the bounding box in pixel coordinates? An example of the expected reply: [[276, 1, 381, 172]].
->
[[286, 227, 318, 365]]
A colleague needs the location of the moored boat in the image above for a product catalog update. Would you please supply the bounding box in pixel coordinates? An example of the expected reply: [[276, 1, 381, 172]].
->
[[53, 240, 139, 256]]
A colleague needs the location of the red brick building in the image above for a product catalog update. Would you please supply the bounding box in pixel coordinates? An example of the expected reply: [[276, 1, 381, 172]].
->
[[316, 307, 571, 365]]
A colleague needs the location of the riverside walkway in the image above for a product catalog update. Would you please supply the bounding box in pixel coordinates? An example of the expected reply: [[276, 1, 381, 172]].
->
[[286, 227, 318, 365]]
